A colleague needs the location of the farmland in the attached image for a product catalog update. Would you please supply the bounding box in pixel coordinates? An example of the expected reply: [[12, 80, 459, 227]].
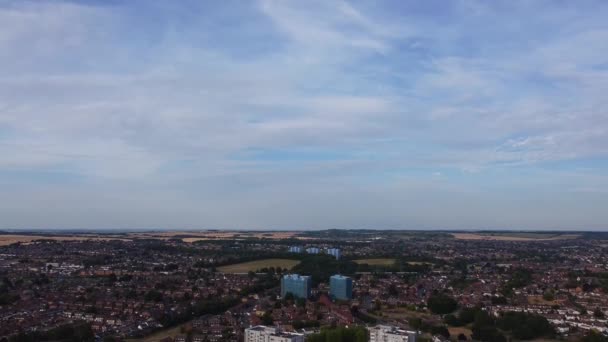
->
[[452, 232, 580, 241], [0, 234, 129, 246], [0, 230, 310, 246]]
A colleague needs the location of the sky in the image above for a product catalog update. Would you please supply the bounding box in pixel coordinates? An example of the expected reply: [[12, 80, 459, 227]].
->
[[1, 0, 607, 230]]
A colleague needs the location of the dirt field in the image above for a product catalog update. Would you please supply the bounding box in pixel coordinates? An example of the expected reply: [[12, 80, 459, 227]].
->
[[452, 233, 580, 241], [353, 258, 396, 266], [448, 327, 472, 340], [125, 323, 187, 342], [527, 295, 563, 306], [0, 234, 130, 246], [217, 259, 300, 273]]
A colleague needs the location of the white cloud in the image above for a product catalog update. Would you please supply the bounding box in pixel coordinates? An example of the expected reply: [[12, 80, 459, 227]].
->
[[1, 0, 608, 229]]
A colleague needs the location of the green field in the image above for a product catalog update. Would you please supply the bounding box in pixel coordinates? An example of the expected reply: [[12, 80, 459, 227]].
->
[[217, 259, 300, 273], [353, 258, 396, 266]]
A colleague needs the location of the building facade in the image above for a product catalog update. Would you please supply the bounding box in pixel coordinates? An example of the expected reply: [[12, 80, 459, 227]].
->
[[288, 246, 303, 253], [281, 274, 311, 299], [330, 274, 353, 300], [325, 248, 341, 259], [368, 325, 417, 342], [245, 326, 304, 342], [306, 247, 320, 254]]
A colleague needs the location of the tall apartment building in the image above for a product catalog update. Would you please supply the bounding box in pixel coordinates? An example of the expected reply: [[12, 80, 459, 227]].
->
[[330, 274, 353, 300], [281, 274, 311, 299], [325, 248, 341, 259], [368, 325, 417, 342], [245, 326, 304, 342], [306, 247, 320, 254], [288, 246, 303, 253]]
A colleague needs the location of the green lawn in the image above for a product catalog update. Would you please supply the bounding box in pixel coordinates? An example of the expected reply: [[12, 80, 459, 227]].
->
[[353, 258, 396, 266], [217, 259, 300, 273]]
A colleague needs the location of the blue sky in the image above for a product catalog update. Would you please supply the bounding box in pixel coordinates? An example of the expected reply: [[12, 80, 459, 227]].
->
[[1, 0, 607, 230]]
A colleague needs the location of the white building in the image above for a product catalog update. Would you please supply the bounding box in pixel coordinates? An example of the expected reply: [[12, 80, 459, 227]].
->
[[288, 246, 303, 253], [306, 247, 320, 254], [245, 326, 305, 342], [368, 325, 417, 342], [325, 248, 341, 260]]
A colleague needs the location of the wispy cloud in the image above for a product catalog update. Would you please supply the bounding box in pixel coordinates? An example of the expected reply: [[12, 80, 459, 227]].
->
[[0, 0, 607, 229]]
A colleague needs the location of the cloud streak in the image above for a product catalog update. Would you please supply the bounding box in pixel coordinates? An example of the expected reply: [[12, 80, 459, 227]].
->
[[0, 0, 607, 229]]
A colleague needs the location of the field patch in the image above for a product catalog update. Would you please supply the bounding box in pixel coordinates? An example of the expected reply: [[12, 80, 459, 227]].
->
[[527, 295, 563, 306], [452, 233, 580, 241], [380, 307, 435, 321], [353, 258, 396, 266], [217, 259, 300, 273], [125, 322, 187, 342], [128, 230, 308, 242], [0, 234, 130, 246], [448, 327, 472, 340]]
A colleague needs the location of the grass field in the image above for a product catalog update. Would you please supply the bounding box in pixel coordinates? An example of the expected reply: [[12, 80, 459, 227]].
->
[[380, 307, 435, 321], [353, 258, 396, 266], [217, 259, 300, 273], [452, 233, 580, 241]]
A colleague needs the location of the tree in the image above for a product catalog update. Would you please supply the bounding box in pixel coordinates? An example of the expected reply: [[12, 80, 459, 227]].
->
[[430, 325, 450, 338], [427, 293, 458, 315], [261, 311, 273, 325], [296, 297, 306, 308], [491, 296, 507, 305], [582, 331, 608, 342], [594, 307, 605, 318], [388, 284, 399, 296], [471, 310, 503, 342], [472, 326, 506, 342], [444, 314, 461, 326], [497, 311, 554, 340], [144, 289, 163, 302], [459, 307, 480, 325], [408, 317, 422, 330], [305, 327, 368, 342]]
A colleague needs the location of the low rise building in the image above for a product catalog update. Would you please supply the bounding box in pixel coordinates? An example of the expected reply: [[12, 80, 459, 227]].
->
[[245, 326, 304, 342], [368, 325, 417, 342], [326, 248, 341, 260]]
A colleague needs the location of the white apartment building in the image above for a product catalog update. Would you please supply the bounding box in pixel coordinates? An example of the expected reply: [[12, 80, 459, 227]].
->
[[245, 326, 305, 342], [368, 325, 417, 342]]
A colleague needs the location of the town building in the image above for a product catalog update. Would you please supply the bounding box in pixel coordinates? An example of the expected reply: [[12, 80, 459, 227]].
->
[[245, 326, 304, 342], [306, 247, 320, 254], [288, 246, 303, 253], [326, 248, 341, 260], [281, 274, 311, 299], [368, 325, 417, 342], [330, 275, 353, 300]]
